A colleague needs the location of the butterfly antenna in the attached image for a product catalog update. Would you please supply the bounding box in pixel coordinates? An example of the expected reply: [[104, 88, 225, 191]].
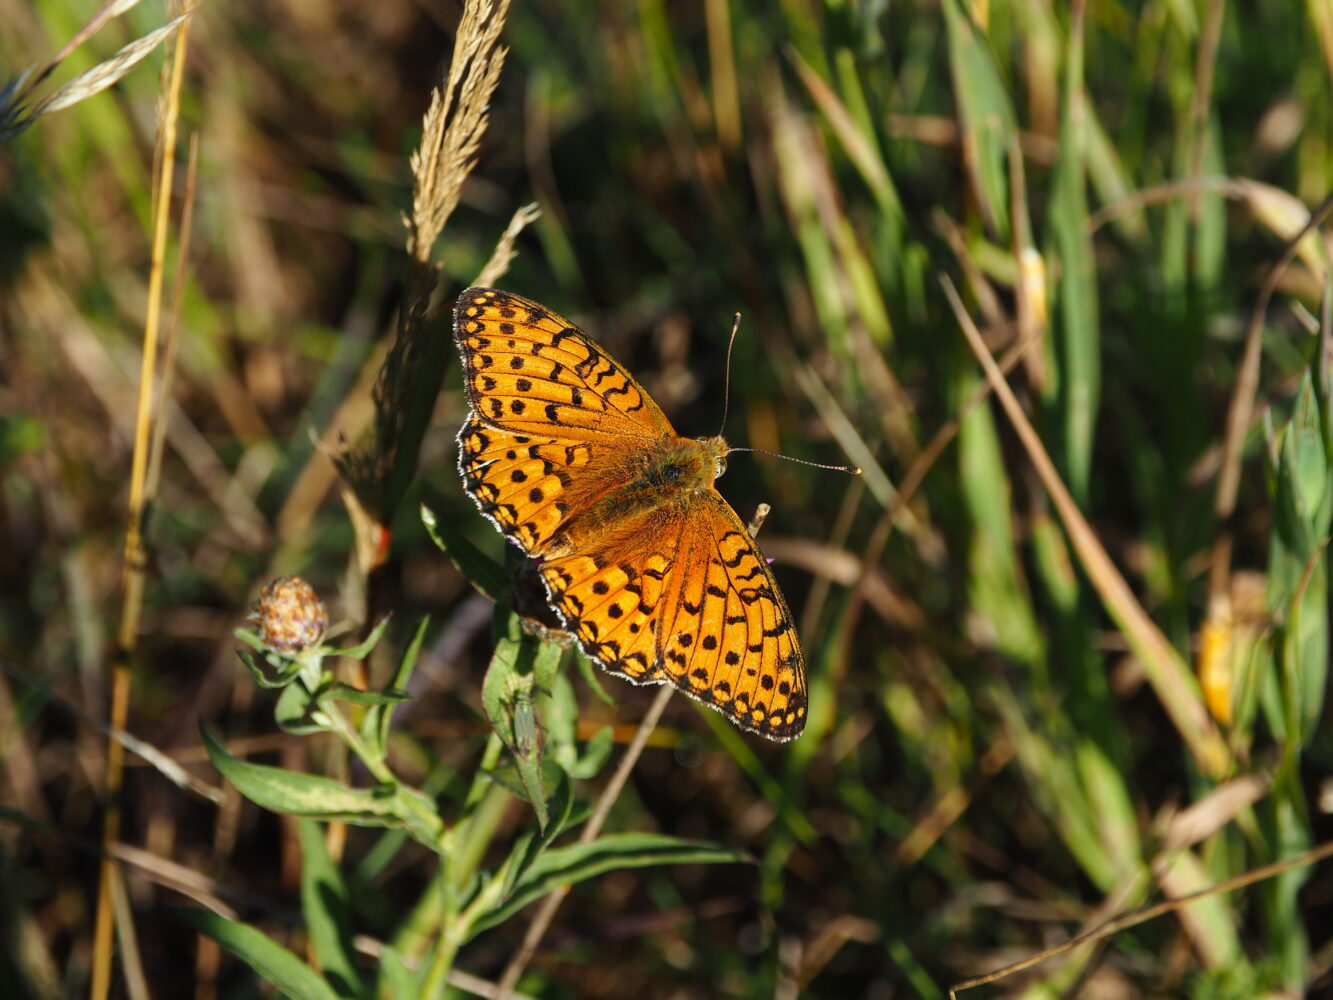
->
[[718, 312, 742, 436], [728, 448, 862, 475]]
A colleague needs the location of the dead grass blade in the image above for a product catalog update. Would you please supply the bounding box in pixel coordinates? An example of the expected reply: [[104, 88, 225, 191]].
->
[[1, 7, 191, 142], [942, 275, 1229, 778], [473, 202, 542, 287]]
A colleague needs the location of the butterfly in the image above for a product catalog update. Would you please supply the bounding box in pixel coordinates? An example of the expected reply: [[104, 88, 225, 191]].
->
[[453, 287, 806, 741]]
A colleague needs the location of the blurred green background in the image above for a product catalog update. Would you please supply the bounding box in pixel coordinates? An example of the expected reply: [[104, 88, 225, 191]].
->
[[3, 0, 1333, 996]]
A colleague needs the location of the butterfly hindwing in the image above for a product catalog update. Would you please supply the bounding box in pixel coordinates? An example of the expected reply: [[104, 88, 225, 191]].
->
[[538, 519, 685, 687], [655, 494, 807, 740], [536, 494, 806, 741]]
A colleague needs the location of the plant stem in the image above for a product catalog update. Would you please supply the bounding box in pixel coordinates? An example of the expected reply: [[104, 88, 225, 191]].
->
[[418, 834, 460, 1000], [320, 697, 396, 785], [493, 684, 675, 998]]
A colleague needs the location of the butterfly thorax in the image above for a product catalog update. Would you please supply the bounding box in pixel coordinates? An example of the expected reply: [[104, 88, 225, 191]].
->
[[550, 435, 729, 556]]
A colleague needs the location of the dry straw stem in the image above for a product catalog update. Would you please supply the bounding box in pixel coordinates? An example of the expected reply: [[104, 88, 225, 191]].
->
[[144, 136, 200, 507], [949, 837, 1333, 998], [941, 276, 1230, 778], [92, 11, 193, 1000]]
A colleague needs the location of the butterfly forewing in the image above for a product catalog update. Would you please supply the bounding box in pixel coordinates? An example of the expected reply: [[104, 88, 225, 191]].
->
[[455, 287, 674, 443], [453, 286, 808, 741]]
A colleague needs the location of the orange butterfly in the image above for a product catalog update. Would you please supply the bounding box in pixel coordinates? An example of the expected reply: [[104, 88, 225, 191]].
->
[[454, 287, 806, 740]]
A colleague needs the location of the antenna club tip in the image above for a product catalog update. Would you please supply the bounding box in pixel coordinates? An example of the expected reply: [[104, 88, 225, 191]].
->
[[851, 466, 863, 475]]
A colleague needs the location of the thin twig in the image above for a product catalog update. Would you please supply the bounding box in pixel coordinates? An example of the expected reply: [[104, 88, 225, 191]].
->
[[144, 134, 199, 506], [0, 661, 223, 803], [950, 838, 1333, 997]]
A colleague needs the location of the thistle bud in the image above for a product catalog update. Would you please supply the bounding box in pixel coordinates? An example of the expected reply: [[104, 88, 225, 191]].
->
[[247, 576, 328, 653]]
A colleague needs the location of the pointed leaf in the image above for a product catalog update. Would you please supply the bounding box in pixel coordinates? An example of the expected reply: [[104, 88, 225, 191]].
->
[[373, 945, 420, 998], [201, 724, 443, 844], [325, 615, 392, 660], [482, 612, 562, 828], [297, 820, 366, 1000], [368, 616, 430, 756], [471, 834, 751, 935], [179, 908, 341, 1000], [422, 502, 507, 602]]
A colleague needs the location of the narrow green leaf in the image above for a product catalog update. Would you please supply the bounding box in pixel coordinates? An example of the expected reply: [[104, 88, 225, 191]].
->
[[373, 945, 420, 999], [369, 616, 430, 755], [1262, 780, 1314, 988], [1266, 373, 1332, 747], [329, 684, 411, 707], [1192, 116, 1227, 288], [1045, 17, 1099, 505], [422, 501, 508, 602], [572, 646, 615, 706], [500, 770, 576, 900], [565, 723, 614, 781], [325, 615, 392, 660], [482, 612, 563, 828], [957, 370, 1045, 670], [942, 0, 1015, 238], [179, 908, 341, 1000], [297, 819, 366, 1000], [471, 834, 751, 935]]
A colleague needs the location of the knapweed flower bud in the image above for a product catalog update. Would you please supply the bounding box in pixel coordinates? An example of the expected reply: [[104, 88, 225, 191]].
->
[[247, 576, 328, 653]]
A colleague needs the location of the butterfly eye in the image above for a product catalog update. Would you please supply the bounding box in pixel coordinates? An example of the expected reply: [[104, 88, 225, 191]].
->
[[714, 455, 727, 479]]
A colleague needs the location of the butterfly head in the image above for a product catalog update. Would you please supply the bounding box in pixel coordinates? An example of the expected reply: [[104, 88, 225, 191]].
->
[[698, 435, 730, 482]]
